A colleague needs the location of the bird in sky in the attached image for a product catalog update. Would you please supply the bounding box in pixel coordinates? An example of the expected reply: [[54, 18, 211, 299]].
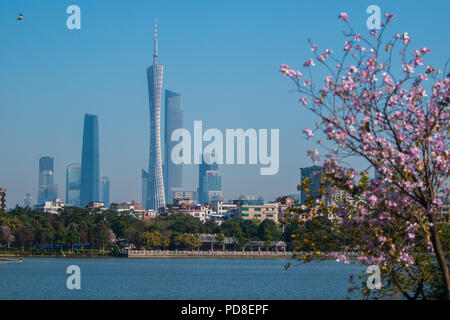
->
[[17, 14, 24, 21]]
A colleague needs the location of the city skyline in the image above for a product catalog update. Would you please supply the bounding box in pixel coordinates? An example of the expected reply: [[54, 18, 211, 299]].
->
[[1, 1, 449, 207]]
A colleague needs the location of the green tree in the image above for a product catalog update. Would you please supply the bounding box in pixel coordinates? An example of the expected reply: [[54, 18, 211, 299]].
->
[[257, 219, 281, 241]]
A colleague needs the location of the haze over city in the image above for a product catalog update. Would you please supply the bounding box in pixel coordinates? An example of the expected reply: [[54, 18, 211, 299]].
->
[[1, 0, 449, 207]]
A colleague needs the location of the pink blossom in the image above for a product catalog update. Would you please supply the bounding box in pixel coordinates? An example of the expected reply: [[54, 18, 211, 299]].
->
[[303, 59, 315, 67], [300, 96, 308, 105], [303, 129, 314, 138], [338, 12, 349, 22], [368, 195, 378, 206], [421, 47, 431, 54], [402, 32, 410, 44]]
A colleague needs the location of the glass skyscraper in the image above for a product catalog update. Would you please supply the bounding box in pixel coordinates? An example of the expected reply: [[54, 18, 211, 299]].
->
[[164, 89, 183, 204], [145, 18, 165, 210], [101, 176, 110, 208], [198, 153, 222, 205], [23, 194, 33, 208], [141, 169, 148, 207], [66, 163, 81, 207], [80, 114, 100, 206], [38, 156, 58, 205], [300, 166, 322, 204]]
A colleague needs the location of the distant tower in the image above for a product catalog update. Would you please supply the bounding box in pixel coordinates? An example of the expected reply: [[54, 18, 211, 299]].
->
[[81, 114, 100, 206], [101, 176, 110, 208], [164, 90, 183, 204], [23, 194, 33, 208], [66, 163, 81, 207], [300, 166, 322, 205], [198, 152, 222, 205], [145, 17, 166, 210], [38, 156, 58, 205], [142, 169, 148, 207]]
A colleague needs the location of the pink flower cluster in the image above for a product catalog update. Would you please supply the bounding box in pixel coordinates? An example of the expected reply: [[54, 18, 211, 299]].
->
[[281, 11, 450, 271]]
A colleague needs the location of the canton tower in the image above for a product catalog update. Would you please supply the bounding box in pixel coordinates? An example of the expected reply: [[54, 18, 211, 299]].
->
[[146, 18, 165, 210]]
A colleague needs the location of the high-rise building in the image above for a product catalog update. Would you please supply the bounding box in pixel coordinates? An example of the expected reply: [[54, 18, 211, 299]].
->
[[0, 186, 6, 212], [81, 114, 100, 206], [38, 156, 58, 205], [66, 163, 81, 207], [145, 18, 165, 210], [170, 187, 197, 203], [164, 89, 183, 204], [300, 166, 322, 204], [198, 152, 222, 204], [23, 194, 33, 208], [141, 169, 148, 206], [101, 176, 110, 208], [300, 165, 348, 206]]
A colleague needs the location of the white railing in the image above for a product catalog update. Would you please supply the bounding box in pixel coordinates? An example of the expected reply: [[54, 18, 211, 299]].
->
[[126, 250, 292, 256], [124, 249, 364, 257]]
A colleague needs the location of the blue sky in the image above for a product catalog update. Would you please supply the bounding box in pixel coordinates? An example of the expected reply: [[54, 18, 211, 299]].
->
[[1, 0, 449, 207]]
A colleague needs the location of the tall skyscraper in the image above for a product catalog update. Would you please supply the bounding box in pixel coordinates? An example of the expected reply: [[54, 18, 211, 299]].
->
[[300, 165, 348, 206], [81, 114, 100, 206], [38, 156, 58, 205], [101, 176, 110, 208], [0, 186, 6, 212], [198, 152, 222, 205], [141, 169, 148, 207], [164, 89, 183, 204], [145, 18, 165, 210], [23, 194, 33, 208], [300, 166, 322, 205], [66, 163, 81, 207]]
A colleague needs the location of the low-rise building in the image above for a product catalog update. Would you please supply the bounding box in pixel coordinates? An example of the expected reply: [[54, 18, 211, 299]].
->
[[110, 201, 145, 215], [35, 198, 65, 214], [86, 201, 107, 211], [211, 200, 237, 215], [237, 202, 279, 223], [198, 234, 237, 251], [142, 209, 158, 220]]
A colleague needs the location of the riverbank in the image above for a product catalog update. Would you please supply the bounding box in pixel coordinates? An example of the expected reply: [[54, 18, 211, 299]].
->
[[124, 249, 363, 259], [0, 248, 114, 258], [126, 250, 293, 259]]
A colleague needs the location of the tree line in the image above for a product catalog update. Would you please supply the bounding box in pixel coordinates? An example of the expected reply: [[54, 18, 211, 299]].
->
[[0, 206, 300, 253]]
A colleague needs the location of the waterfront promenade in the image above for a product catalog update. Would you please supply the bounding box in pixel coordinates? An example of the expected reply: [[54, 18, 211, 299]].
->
[[126, 249, 291, 258], [125, 249, 363, 259]]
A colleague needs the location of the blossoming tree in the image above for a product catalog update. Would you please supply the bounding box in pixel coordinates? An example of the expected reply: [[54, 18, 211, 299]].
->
[[281, 12, 449, 299]]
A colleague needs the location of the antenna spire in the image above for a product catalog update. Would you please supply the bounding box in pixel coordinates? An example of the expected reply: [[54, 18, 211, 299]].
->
[[153, 17, 158, 64]]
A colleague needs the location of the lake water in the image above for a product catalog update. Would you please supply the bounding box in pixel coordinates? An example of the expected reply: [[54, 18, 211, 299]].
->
[[0, 257, 364, 299]]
